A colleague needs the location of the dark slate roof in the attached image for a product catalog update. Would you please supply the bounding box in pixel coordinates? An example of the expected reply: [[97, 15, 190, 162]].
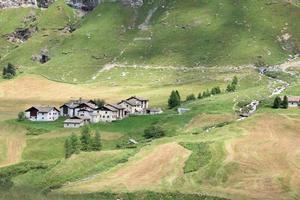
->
[[127, 96, 149, 101], [106, 104, 125, 110], [26, 106, 59, 113], [104, 104, 118, 112], [60, 99, 96, 109]]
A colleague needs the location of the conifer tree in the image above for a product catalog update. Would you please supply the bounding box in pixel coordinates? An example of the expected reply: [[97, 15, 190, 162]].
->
[[232, 76, 238, 85], [282, 95, 288, 109], [80, 126, 91, 151], [273, 96, 282, 109], [186, 94, 196, 101], [175, 90, 181, 102], [198, 92, 202, 99], [168, 90, 181, 108]]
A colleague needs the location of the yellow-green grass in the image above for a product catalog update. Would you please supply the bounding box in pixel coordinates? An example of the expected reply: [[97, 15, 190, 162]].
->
[[0, 122, 26, 167], [1, 0, 300, 82], [59, 112, 300, 200], [13, 149, 136, 190]]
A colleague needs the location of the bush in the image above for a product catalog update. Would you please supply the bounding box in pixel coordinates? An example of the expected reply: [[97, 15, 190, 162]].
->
[[186, 94, 196, 101], [2, 63, 16, 79], [143, 125, 165, 139], [211, 86, 221, 95], [17, 112, 26, 121]]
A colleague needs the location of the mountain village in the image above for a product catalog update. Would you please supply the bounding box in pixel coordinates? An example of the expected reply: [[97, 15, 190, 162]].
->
[[24, 96, 163, 128]]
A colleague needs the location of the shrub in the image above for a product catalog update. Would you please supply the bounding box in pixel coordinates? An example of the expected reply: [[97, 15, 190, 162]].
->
[[143, 125, 165, 139], [17, 112, 26, 121], [2, 63, 16, 79], [186, 94, 196, 101]]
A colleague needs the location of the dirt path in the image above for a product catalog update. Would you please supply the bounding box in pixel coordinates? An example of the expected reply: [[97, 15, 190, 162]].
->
[[63, 142, 191, 193]]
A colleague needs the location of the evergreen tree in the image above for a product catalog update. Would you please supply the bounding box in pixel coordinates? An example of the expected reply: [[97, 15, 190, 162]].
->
[[186, 94, 196, 101], [215, 86, 221, 94], [70, 133, 80, 154], [232, 76, 238, 85], [6, 63, 16, 76], [205, 89, 211, 97], [197, 92, 202, 99], [80, 126, 91, 151], [168, 90, 181, 108], [92, 130, 102, 151], [2, 67, 6, 76], [64, 137, 72, 159], [175, 90, 181, 102], [211, 87, 221, 95], [273, 96, 282, 109], [226, 83, 236, 92], [94, 99, 106, 108], [282, 95, 288, 109]]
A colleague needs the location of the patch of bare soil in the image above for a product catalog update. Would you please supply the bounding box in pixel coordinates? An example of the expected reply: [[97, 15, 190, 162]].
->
[[224, 114, 300, 200], [64, 142, 191, 193]]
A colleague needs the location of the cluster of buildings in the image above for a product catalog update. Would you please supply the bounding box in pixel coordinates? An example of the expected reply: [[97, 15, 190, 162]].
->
[[24, 96, 163, 128]]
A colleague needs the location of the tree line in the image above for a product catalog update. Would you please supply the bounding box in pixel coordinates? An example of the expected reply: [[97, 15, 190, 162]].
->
[[168, 76, 238, 109], [273, 95, 288, 109], [65, 127, 102, 159]]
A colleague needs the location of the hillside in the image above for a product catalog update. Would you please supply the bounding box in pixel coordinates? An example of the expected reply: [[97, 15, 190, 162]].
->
[[0, 1, 300, 200], [0, 0, 300, 82]]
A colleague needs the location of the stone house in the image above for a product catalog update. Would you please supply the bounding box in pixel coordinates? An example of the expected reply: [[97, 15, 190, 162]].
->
[[60, 99, 97, 117], [118, 96, 149, 115], [64, 116, 85, 128], [25, 106, 59, 121]]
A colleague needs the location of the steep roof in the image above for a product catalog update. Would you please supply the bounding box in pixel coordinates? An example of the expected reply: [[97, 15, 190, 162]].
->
[[127, 96, 149, 101], [106, 104, 125, 110], [104, 104, 118, 112], [26, 106, 59, 113], [60, 99, 96, 109]]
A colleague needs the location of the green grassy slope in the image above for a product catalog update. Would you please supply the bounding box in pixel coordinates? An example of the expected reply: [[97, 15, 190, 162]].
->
[[0, 0, 300, 82]]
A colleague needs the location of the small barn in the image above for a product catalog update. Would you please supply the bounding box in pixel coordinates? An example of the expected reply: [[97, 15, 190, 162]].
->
[[288, 96, 300, 107], [64, 117, 84, 128]]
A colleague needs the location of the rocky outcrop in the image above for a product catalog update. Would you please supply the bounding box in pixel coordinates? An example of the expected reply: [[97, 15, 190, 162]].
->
[[37, 0, 54, 8], [121, 0, 143, 7], [6, 26, 38, 43], [65, 0, 143, 11], [0, 0, 37, 8], [32, 48, 50, 64], [0, 0, 54, 8], [65, 0, 101, 11]]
